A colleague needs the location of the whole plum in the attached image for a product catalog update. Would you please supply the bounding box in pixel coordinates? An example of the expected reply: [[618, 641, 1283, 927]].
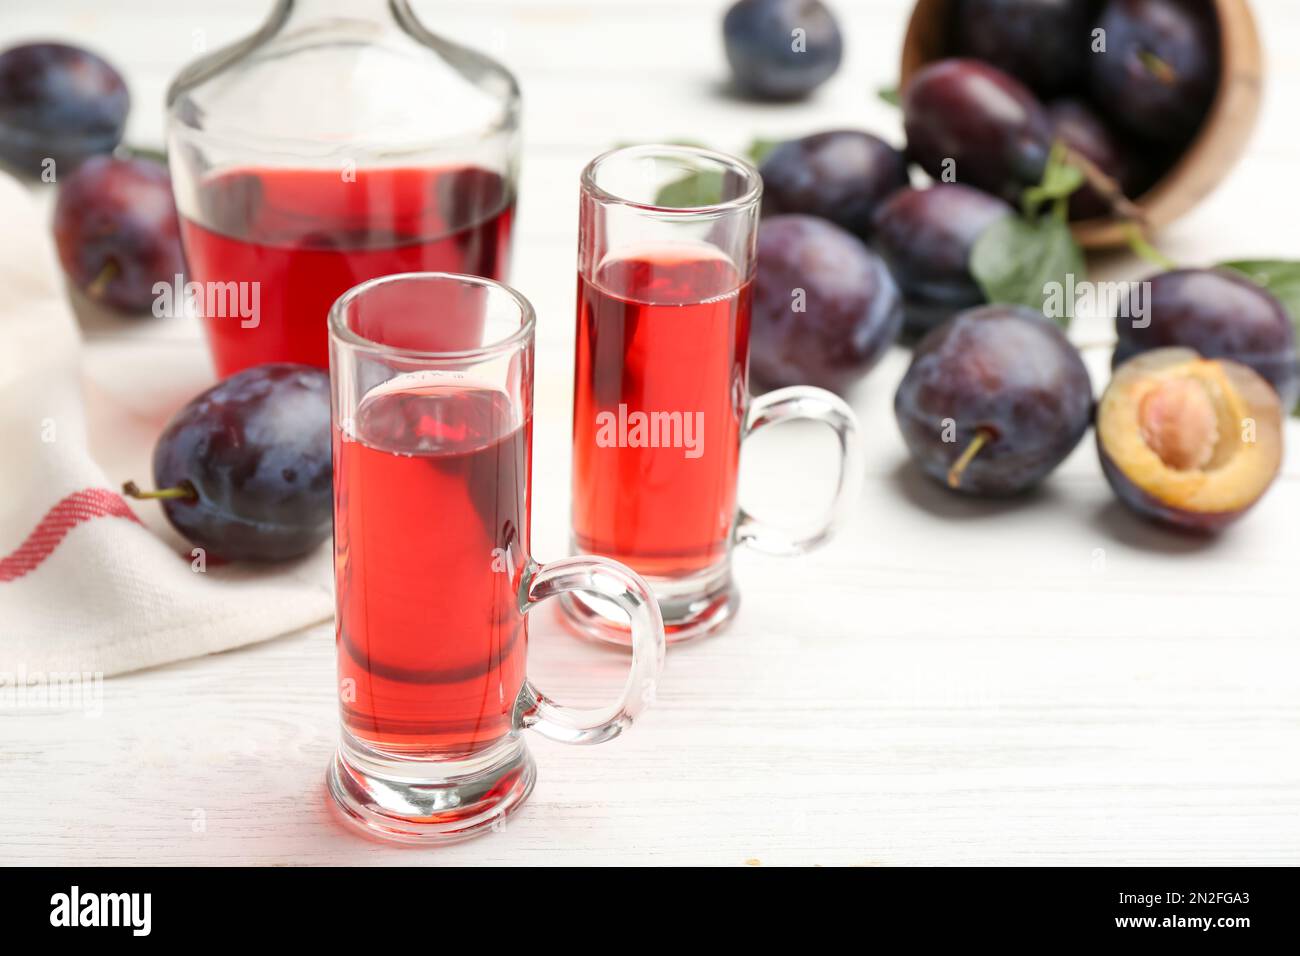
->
[[954, 0, 1097, 97], [52, 155, 185, 313], [126, 364, 333, 561], [759, 131, 908, 240], [871, 184, 1013, 337], [894, 305, 1093, 495], [1089, 0, 1219, 143], [723, 0, 843, 100], [902, 58, 1053, 204], [0, 42, 129, 175], [751, 214, 903, 393]]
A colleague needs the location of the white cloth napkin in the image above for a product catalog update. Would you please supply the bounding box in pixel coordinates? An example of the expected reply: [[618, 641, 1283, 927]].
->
[[0, 171, 333, 678]]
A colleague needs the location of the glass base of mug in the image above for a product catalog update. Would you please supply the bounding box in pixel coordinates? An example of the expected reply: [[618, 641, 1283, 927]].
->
[[559, 554, 738, 646], [327, 731, 535, 845]]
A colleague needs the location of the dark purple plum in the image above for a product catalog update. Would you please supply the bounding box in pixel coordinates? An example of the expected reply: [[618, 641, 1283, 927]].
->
[[52, 155, 185, 313], [1113, 268, 1299, 409], [894, 305, 1093, 496], [1048, 99, 1151, 220], [759, 131, 909, 240], [902, 58, 1053, 204], [125, 364, 333, 561], [954, 0, 1098, 96], [751, 214, 903, 393], [0, 42, 128, 175], [871, 184, 1013, 336], [723, 0, 843, 100], [1097, 348, 1281, 531], [1089, 0, 1219, 143]]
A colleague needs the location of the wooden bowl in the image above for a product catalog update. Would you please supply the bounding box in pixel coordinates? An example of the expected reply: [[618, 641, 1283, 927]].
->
[[899, 0, 1263, 248]]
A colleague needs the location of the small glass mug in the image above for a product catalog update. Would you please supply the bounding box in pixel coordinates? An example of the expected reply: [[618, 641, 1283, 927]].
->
[[327, 272, 665, 845], [564, 145, 865, 645]]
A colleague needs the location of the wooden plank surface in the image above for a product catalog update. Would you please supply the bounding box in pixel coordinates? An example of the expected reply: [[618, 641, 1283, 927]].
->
[[0, 0, 1297, 866]]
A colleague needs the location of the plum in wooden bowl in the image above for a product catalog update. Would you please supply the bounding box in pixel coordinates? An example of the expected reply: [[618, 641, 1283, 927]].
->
[[899, 0, 1263, 248], [1097, 348, 1282, 532]]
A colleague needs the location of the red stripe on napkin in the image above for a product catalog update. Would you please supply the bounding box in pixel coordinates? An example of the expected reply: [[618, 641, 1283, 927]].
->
[[0, 488, 142, 583]]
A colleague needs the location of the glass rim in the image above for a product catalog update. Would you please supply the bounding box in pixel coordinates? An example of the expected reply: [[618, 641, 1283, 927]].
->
[[327, 271, 536, 362], [580, 143, 763, 216]]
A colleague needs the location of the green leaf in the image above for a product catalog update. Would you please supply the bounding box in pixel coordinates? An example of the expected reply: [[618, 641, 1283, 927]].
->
[[655, 170, 725, 207], [623, 140, 719, 207], [970, 214, 1087, 328], [613, 138, 772, 206], [1021, 141, 1084, 220], [877, 86, 902, 108], [746, 138, 783, 166], [650, 139, 778, 207]]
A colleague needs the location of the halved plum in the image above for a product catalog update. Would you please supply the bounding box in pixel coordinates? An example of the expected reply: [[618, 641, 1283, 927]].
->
[[1097, 348, 1283, 532]]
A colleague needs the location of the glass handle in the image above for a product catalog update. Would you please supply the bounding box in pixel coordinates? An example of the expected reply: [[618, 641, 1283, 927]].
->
[[515, 557, 666, 745], [734, 386, 865, 557]]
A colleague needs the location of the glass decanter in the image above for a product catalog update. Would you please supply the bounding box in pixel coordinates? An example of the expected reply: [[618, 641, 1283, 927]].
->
[[166, 0, 520, 377]]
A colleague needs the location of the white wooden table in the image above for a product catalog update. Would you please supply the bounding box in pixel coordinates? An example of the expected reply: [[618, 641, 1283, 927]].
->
[[2, 0, 1298, 866]]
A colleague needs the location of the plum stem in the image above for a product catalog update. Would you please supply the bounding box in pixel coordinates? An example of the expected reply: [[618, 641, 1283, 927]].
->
[[1122, 223, 1179, 270], [86, 260, 118, 300], [122, 480, 197, 501], [1059, 145, 1146, 224], [947, 428, 995, 490], [1138, 51, 1178, 87]]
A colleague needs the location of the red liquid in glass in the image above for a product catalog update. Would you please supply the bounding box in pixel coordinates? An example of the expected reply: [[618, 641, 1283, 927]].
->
[[572, 250, 752, 578], [181, 166, 513, 377], [335, 381, 530, 758]]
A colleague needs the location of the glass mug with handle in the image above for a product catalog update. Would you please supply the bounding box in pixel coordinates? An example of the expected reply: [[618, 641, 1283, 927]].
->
[[565, 145, 865, 644], [328, 272, 666, 844]]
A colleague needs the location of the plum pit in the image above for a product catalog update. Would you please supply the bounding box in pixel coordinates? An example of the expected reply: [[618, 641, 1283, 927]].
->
[[1137, 376, 1220, 471]]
